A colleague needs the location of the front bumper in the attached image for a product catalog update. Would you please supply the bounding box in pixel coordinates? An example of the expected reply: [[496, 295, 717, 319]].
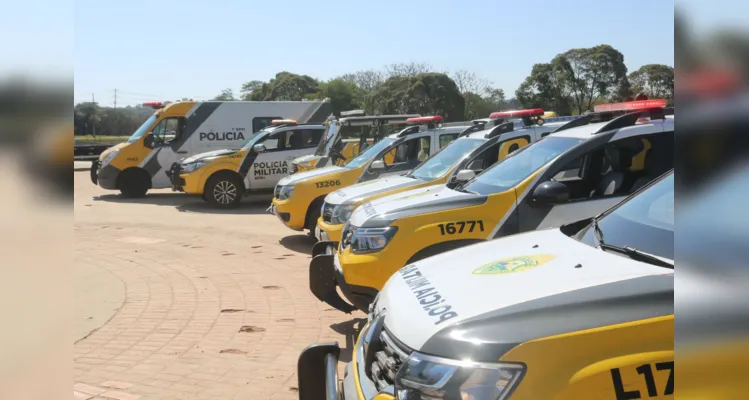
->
[[309, 241, 377, 313], [318, 219, 344, 243], [271, 198, 306, 230], [297, 342, 347, 400], [91, 161, 120, 190]]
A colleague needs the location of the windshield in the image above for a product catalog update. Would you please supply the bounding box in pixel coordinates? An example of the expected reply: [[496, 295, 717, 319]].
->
[[241, 127, 274, 150], [410, 138, 484, 181], [127, 114, 157, 143], [578, 172, 674, 260], [345, 137, 396, 169], [465, 137, 582, 195], [315, 120, 339, 156]]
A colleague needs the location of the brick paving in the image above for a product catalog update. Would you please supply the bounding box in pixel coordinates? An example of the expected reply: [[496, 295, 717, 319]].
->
[[74, 168, 365, 400]]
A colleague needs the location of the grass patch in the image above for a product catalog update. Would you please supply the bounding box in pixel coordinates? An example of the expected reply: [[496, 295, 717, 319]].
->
[[75, 135, 130, 145]]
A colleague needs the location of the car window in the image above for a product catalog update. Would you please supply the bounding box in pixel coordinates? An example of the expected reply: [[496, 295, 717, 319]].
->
[[151, 117, 183, 145], [253, 117, 283, 133], [439, 133, 458, 148], [410, 139, 483, 181]]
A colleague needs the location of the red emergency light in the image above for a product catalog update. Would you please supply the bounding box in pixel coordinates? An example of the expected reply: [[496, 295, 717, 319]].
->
[[594, 99, 667, 113], [489, 108, 544, 119], [143, 101, 164, 109], [406, 116, 443, 124], [271, 119, 297, 125]]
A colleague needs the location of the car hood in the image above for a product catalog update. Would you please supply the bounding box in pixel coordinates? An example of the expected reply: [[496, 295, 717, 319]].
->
[[375, 228, 674, 361], [180, 148, 240, 164], [326, 175, 425, 206], [98, 142, 128, 160], [277, 165, 344, 186], [348, 185, 484, 228], [293, 154, 323, 164]]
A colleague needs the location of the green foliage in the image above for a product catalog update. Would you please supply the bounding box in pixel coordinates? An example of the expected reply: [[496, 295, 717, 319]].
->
[[213, 88, 236, 101], [516, 62, 573, 115], [368, 73, 465, 121], [320, 78, 362, 117], [248, 72, 321, 101], [73, 103, 151, 136], [628, 64, 674, 100]]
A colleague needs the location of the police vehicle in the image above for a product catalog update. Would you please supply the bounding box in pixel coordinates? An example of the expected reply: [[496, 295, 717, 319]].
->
[[290, 111, 419, 173], [317, 99, 674, 313], [169, 119, 328, 208], [297, 169, 674, 400], [312, 109, 577, 246], [90, 99, 331, 197], [269, 116, 472, 234]]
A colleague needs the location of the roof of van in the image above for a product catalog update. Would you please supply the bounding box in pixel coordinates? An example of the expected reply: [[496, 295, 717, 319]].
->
[[550, 117, 674, 140]]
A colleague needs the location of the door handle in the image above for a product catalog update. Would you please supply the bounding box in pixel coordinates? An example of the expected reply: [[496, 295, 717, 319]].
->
[[177, 151, 188, 154]]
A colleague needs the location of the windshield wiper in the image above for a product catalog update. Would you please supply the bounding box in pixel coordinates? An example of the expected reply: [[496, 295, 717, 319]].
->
[[598, 244, 674, 269]]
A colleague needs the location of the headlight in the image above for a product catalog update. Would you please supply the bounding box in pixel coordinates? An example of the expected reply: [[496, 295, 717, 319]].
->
[[298, 161, 312, 169], [100, 149, 119, 167], [181, 160, 209, 173], [351, 226, 397, 254], [395, 352, 525, 400], [276, 185, 294, 200], [330, 203, 356, 224]]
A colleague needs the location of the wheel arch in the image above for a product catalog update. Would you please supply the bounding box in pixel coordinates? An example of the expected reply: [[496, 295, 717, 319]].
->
[[406, 239, 484, 265], [203, 168, 246, 193], [304, 194, 327, 231]]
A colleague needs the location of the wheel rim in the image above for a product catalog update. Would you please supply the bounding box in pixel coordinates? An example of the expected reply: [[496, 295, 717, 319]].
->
[[213, 181, 237, 204]]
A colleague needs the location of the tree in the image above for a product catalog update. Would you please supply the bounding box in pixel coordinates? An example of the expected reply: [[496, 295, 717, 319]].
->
[[450, 69, 490, 95], [321, 78, 362, 117], [384, 62, 432, 78], [554, 45, 628, 113], [213, 88, 236, 101], [250, 72, 321, 101], [628, 64, 675, 100], [239, 80, 265, 100], [368, 73, 465, 121], [74, 102, 102, 135], [516, 62, 573, 115]]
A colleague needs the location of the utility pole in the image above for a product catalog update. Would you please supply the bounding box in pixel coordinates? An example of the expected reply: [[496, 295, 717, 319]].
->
[[114, 89, 117, 108]]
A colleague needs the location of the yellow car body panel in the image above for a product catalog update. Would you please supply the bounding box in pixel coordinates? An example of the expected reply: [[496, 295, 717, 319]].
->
[[180, 154, 244, 194], [501, 315, 673, 399], [339, 187, 518, 290], [272, 166, 365, 230]]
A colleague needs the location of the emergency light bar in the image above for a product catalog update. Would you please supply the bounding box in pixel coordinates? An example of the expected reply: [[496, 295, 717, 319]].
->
[[594, 99, 667, 113], [271, 119, 297, 125], [406, 116, 443, 124], [489, 108, 544, 119], [143, 101, 164, 109], [340, 109, 365, 117]]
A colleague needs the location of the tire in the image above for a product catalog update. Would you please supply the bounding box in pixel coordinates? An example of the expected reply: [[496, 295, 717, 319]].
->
[[205, 173, 245, 209], [118, 169, 150, 198], [305, 197, 324, 232]]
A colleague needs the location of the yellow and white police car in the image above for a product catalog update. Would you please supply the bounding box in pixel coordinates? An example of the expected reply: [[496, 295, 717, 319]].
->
[[269, 116, 471, 233], [316, 100, 674, 312], [169, 119, 327, 208], [298, 169, 674, 400]]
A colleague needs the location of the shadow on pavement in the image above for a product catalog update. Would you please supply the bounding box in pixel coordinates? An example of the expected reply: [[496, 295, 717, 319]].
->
[[331, 318, 367, 363], [175, 201, 269, 215], [93, 192, 194, 207], [279, 234, 316, 255]]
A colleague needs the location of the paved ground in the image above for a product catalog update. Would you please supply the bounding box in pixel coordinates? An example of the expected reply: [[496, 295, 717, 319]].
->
[[74, 163, 365, 400]]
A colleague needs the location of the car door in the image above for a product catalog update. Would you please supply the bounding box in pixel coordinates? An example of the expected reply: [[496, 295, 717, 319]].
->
[[382, 134, 432, 177], [150, 116, 189, 188], [248, 127, 325, 189], [516, 132, 665, 232]]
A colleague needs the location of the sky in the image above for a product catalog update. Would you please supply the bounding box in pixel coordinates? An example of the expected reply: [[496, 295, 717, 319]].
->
[[15, 0, 740, 108], [66, 0, 682, 107]]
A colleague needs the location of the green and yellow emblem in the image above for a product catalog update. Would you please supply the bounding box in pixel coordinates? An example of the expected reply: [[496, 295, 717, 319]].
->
[[472, 254, 557, 275]]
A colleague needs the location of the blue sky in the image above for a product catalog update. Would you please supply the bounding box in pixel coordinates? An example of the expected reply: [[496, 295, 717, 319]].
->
[[70, 0, 677, 107]]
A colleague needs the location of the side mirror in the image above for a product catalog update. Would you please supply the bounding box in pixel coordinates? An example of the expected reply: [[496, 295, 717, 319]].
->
[[370, 160, 386, 171], [253, 144, 266, 153], [144, 133, 154, 148], [454, 169, 475, 183], [533, 181, 570, 204]]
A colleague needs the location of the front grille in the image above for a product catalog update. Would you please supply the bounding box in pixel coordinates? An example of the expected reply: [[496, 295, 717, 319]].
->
[[321, 201, 335, 223], [273, 185, 281, 199], [168, 163, 181, 184], [368, 329, 411, 391]]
